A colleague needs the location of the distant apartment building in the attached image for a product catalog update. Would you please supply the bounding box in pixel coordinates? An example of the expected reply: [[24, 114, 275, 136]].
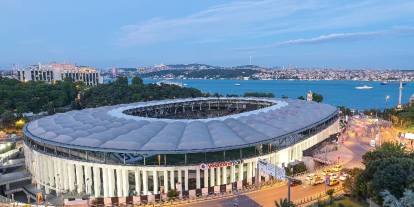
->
[[16, 63, 101, 86]]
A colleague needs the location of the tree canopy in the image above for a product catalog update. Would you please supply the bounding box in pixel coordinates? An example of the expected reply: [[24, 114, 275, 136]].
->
[[345, 142, 414, 205], [0, 76, 206, 130], [312, 92, 323, 103], [243, 92, 274, 98], [80, 77, 204, 108], [0, 77, 78, 114]]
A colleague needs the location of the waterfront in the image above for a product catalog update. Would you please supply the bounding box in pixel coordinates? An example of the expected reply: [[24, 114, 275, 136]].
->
[[144, 79, 414, 110]]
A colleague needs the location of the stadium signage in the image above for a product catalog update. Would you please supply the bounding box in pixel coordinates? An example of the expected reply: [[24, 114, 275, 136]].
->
[[199, 160, 241, 169]]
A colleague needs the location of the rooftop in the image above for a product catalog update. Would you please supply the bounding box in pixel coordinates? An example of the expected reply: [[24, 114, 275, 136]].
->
[[25, 97, 338, 153]]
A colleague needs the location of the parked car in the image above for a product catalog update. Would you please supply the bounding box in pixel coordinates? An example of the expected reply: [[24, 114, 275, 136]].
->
[[305, 173, 315, 182], [329, 173, 338, 179], [328, 178, 339, 186], [331, 165, 342, 172], [339, 172, 349, 181], [312, 176, 324, 185], [290, 178, 302, 186]]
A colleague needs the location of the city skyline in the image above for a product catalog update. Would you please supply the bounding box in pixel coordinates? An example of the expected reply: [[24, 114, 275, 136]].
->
[[1, 0, 414, 69]]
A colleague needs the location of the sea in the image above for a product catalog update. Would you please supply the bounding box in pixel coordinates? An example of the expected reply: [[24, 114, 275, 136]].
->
[[142, 79, 414, 110]]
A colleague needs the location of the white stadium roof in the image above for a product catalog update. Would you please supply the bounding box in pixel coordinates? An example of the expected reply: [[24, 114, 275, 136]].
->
[[25, 97, 338, 153]]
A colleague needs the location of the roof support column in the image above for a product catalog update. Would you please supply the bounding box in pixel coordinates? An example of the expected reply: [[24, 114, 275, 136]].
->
[[184, 169, 189, 191], [51, 159, 61, 194], [153, 170, 158, 195], [238, 163, 244, 181], [247, 162, 252, 184], [44, 157, 54, 193], [196, 168, 200, 189], [55, 159, 63, 193], [68, 164, 76, 192], [142, 170, 148, 195], [102, 167, 109, 197], [170, 170, 175, 190], [62, 160, 69, 191], [76, 165, 84, 194], [134, 169, 141, 195], [230, 165, 235, 183], [163, 170, 169, 193], [93, 166, 101, 197], [84, 165, 92, 195], [107, 168, 115, 197], [177, 169, 182, 187], [203, 169, 208, 188], [122, 169, 129, 197], [209, 168, 215, 187], [216, 167, 221, 186], [222, 167, 227, 185], [116, 168, 123, 197]]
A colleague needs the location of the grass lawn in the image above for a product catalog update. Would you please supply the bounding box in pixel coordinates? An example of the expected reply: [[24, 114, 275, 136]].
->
[[323, 197, 368, 207], [394, 125, 414, 133]]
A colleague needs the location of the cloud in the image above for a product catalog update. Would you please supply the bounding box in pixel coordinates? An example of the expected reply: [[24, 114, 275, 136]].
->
[[237, 26, 414, 51], [278, 32, 383, 45], [117, 0, 414, 47], [116, 0, 325, 46]]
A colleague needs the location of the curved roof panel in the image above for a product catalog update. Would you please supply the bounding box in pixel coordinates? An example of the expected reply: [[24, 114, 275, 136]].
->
[[24, 97, 338, 153]]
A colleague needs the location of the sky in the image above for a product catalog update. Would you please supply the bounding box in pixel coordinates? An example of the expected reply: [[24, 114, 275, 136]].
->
[[1, 0, 414, 69]]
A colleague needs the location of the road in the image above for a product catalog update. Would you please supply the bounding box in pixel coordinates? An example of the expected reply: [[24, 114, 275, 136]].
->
[[179, 117, 372, 207], [179, 183, 335, 207]]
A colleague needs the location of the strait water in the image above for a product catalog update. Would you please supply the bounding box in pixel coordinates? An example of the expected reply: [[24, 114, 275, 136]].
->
[[143, 79, 414, 110]]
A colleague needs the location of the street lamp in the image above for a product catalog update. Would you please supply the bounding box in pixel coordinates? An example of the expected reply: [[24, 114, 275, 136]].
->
[[385, 95, 390, 122], [385, 95, 390, 109]]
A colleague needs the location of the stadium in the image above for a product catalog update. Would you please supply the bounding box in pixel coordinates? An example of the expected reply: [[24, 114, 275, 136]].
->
[[23, 97, 339, 200]]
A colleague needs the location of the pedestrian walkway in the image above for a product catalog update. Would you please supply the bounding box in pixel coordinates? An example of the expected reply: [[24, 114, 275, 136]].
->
[[0, 158, 25, 171]]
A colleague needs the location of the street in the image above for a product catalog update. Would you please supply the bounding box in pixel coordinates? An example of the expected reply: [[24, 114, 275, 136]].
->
[[179, 116, 374, 207]]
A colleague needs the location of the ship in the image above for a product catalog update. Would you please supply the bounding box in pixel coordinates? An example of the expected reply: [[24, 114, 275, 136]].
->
[[380, 81, 407, 86], [234, 83, 241, 86], [355, 85, 373, 90]]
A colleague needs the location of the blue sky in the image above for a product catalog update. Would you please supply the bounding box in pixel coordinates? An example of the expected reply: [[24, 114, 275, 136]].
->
[[1, 0, 414, 69]]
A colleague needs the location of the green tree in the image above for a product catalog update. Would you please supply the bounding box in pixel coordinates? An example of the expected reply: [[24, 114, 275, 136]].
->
[[326, 189, 335, 204], [297, 96, 305, 100], [342, 168, 366, 198], [362, 142, 406, 165], [47, 102, 56, 115], [1, 110, 16, 128], [0, 77, 80, 114], [244, 92, 274, 98], [367, 157, 414, 202], [338, 106, 353, 116], [274, 198, 295, 207], [167, 189, 179, 200], [347, 142, 414, 205], [312, 92, 323, 103], [131, 76, 144, 86], [382, 189, 414, 207]]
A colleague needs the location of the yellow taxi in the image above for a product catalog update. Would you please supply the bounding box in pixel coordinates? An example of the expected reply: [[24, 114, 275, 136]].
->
[[331, 164, 342, 172], [328, 178, 339, 186]]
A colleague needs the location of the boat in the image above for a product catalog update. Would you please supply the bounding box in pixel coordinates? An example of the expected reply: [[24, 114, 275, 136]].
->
[[234, 83, 241, 86], [380, 81, 406, 86], [355, 85, 373, 90]]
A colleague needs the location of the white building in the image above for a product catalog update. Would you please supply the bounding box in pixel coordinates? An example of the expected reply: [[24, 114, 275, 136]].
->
[[23, 97, 339, 202], [16, 63, 101, 86]]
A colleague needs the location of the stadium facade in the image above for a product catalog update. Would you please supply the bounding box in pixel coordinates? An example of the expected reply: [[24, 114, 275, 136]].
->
[[23, 97, 339, 198]]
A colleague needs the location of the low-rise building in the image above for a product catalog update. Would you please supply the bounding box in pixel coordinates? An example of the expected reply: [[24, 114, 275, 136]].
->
[[16, 63, 101, 86]]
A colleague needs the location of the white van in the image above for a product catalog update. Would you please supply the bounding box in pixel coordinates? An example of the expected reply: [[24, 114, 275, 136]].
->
[[370, 139, 376, 147]]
